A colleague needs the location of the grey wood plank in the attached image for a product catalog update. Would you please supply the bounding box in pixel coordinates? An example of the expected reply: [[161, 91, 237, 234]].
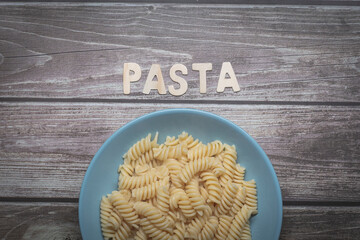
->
[[0, 4, 359, 102], [2, 1, 360, 6], [1, 202, 359, 239], [0, 102, 359, 201], [280, 206, 360, 239], [0, 202, 81, 240]]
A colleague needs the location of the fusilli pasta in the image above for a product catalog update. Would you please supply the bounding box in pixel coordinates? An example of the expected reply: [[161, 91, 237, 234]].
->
[[100, 132, 257, 240]]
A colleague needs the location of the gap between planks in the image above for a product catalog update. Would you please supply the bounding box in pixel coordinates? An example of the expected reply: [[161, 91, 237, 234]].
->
[[1, 2, 360, 7], [3, 42, 359, 59], [0, 97, 359, 106]]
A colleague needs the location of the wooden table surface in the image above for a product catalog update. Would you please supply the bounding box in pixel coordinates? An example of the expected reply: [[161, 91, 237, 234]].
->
[[0, 1, 359, 239]]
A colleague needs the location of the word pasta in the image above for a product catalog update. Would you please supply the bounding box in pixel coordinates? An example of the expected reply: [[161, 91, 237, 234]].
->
[[123, 62, 240, 96], [100, 132, 258, 240]]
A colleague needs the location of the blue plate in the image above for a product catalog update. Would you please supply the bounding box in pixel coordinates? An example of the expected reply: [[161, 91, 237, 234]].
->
[[79, 108, 282, 240]]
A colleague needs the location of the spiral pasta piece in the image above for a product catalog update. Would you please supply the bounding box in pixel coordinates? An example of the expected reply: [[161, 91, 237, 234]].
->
[[165, 136, 179, 146], [134, 227, 147, 240], [132, 177, 169, 201], [219, 144, 237, 186], [114, 221, 132, 240], [166, 158, 184, 188], [188, 139, 202, 149], [199, 216, 219, 240], [145, 196, 158, 207], [240, 222, 252, 240], [187, 140, 224, 161], [135, 164, 151, 175], [170, 188, 197, 218], [179, 157, 215, 184], [185, 177, 207, 215], [186, 212, 209, 239], [140, 218, 172, 240], [200, 171, 222, 204], [216, 181, 239, 215], [178, 131, 191, 144], [199, 186, 209, 202], [124, 133, 153, 161], [212, 158, 226, 178], [154, 144, 187, 161], [230, 186, 247, 217], [118, 164, 134, 176], [157, 185, 170, 214], [100, 196, 118, 239], [214, 215, 233, 240], [109, 191, 139, 228], [134, 202, 172, 231], [178, 131, 201, 149], [233, 164, 245, 185], [155, 165, 169, 179], [135, 149, 155, 166], [226, 205, 252, 240], [119, 168, 158, 190], [243, 180, 257, 213], [172, 222, 186, 240]]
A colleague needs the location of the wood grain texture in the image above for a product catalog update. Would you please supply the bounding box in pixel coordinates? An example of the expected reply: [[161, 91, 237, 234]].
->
[[280, 206, 360, 239], [0, 102, 359, 201], [3, 0, 360, 6], [0, 202, 81, 240], [0, 4, 359, 102], [1, 202, 359, 239]]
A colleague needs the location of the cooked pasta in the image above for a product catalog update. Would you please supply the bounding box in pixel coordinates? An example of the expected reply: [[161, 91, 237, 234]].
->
[[240, 223, 252, 240], [119, 168, 157, 189], [173, 222, 186, 240], [100, 132, 257, 240], [200, 171, 222, 204], [219, 144, 237, 187], [230, 186, 247, 217], [226, 205, 254, 240], [185, 177, 207, 215], [132, 177, 170, 201], [109, 191, 139, 228], [154, 144, 187, 161], [186, 212, 209, 239], [179, 157, 215, 184], [199, 216, 219, 240], [134, 201, 173, 231], [170, 188, 197, 219], [134, 228, 147, 240], [156, 186, 170, 214], [243, 180, 258, 213], [135, 149, 156, 167], [233, 164, 245, 185], [124, 133, 153, 162], [187, 140, 223, 161], [113, 221, 132, 240], [214, 215, 233, 240], [100, 196, 118, 239], [140, 218, 171, 240], [216, 181, 239, 215]]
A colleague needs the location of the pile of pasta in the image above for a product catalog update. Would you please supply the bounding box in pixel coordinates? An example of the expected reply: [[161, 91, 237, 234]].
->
[[100, 132, 257, 240]]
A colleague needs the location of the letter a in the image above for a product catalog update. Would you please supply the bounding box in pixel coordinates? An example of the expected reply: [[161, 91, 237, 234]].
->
[[217, 62, 240, 93], [143, 64, 166, 95]]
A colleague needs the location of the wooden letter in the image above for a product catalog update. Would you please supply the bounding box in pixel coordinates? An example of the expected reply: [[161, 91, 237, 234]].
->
[[192, 63, 212, 94], [169, 64, 188, 96], [217, 62, 240, 93], [123, 63, 141, 94], [143, 64, 167, 95]]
